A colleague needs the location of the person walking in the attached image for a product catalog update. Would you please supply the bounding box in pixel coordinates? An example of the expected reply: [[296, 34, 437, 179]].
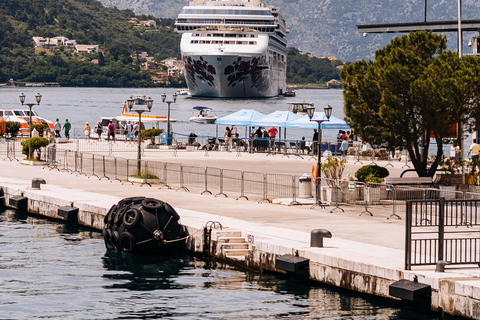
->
[[468, 139, 480, 160], [95, 121, 103, 140], [107, 120, 115, 141], [339, 137, 349, 158], [54, 119, 61, 138], [63, 119, 71, 139], [124, 121, 132, 141], [224, 126, 232, 151], [83, 122, 91, 140]]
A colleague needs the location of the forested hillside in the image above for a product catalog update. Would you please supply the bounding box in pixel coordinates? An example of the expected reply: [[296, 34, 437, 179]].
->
[[99, 0, 480, 62], [0, 0, 341, 86], [0, 0, 181, 86]]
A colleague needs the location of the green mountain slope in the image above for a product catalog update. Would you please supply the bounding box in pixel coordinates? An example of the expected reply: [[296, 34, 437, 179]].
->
[[98, 0, 480, 61]]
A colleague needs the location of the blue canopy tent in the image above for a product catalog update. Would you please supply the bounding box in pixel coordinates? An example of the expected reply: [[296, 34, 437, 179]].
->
[[286, 112, 351, 130], [250, 111, 301, 140], [216, 109, 265, 126], [215, 109, 265, 138]]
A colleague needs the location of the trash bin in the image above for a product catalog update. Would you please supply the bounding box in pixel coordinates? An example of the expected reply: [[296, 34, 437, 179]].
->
[[161, 133, 172, 145], [298, 174, 313, 198]]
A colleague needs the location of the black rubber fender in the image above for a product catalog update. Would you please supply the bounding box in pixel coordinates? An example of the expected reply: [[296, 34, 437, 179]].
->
[[111, 230, 120, 250], [104, 204, 118, 224], [118, 232, 136, 253], [123, 208, 142, 228], [114, 205, 128, 226], [164, 202, 180, 221], [141, 198, 164, 212], [103, 229, 114, 250]]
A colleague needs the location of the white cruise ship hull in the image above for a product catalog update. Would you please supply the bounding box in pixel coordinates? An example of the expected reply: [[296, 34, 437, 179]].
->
[[182, 53, 285, 98], [175, 0, 288, 99]]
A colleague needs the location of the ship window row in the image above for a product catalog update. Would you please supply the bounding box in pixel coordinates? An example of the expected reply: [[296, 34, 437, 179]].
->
[[176, 19, 274, 26], [177, 25, 275, 32], [190, 40, 257, 45], [181, 8, 272, 16], [193, 33, 256, 38]]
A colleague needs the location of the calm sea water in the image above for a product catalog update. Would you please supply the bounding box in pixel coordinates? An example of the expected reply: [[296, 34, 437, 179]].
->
[[0, 87, 344, 142], [0, 209, 449, 320], [0, 87, 470, 155]]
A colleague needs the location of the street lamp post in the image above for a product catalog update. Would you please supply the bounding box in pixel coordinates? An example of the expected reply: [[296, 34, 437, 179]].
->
[[19, 93, 42, 138], [161, 93, 177, 145], [127, 95, 154, 175], [306, 104, 332, 208]]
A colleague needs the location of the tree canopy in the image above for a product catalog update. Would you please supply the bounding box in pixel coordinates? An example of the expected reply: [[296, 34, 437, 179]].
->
[[341, 31, 480, 177]]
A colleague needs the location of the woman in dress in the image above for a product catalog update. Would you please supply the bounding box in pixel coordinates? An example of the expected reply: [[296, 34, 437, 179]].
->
[[83, 122, 91, 140]]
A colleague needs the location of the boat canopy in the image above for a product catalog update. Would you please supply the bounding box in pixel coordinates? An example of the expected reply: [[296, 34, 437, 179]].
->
[[216, 109, 265, 126], [193, 106, 212, 111], [286, 112, 351, 130]]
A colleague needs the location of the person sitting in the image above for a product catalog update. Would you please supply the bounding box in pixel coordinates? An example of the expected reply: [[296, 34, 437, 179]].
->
[[300, 136, 311, 154], [188, 132, 198, 146]]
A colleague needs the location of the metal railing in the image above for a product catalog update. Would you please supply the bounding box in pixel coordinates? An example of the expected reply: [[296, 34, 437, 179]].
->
[[405, 198, 480, 270]]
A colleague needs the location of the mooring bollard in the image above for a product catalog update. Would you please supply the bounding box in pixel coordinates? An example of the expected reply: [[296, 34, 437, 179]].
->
[[310, 229, 332, 247]]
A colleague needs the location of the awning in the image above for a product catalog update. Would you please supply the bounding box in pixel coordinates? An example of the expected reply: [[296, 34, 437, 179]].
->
[[286, 112, 351, 130], [249, 110, 301, 128], [216, 109, 266, 126]]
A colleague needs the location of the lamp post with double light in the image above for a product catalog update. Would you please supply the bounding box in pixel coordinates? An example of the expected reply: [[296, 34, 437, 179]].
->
[[306, 104, 332, 208], [19, 93, 42, 138], [161, 93, 177, 145], [127, 95, 154, 175]]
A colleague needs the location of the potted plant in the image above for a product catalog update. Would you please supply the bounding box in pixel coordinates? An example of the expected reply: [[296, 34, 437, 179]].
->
[[355, 165, 389, 203], [321, 157, 346, 203], [21, 137, 49, 164], [141, 128, 163, 146]]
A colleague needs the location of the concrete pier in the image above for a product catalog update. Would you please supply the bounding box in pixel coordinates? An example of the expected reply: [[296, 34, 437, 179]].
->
[[1, 150, 480, 319]]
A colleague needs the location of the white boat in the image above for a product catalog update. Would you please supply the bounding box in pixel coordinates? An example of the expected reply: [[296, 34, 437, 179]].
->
[[287, 102, 314, 116], [175, 0, 288, 98], [176, 88, 190, 96], [189, 106, 217, 124], [0, 107, 54, 136]]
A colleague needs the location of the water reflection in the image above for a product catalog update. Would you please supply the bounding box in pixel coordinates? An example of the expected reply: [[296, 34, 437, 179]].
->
[[0, 208, 455, 319]]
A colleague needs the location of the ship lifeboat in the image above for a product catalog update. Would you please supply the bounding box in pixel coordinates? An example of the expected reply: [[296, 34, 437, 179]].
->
[[103, 197, 189, 255]]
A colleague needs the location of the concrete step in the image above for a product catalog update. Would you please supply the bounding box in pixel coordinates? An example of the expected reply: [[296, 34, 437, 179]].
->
[[216, 230, 242, 238], [218, 236, 246, 243], [223, 248, 250, 256], [219, 242, 249, 250]]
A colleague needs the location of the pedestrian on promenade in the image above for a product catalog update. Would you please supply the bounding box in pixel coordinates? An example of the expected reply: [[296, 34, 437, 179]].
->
[[124, 121, 132, 141], [224, 126, 232, 151], [83, 122, 91, 140], [340, 137, 349, 158], [95, 121, 103, 140], [63, 119, 71, 139], [54, 119, 61, 138], [312, 129, 318, 155], [468, 139, 480, 160], [268, 126, 278, 150], [107, 120, 115, 141]]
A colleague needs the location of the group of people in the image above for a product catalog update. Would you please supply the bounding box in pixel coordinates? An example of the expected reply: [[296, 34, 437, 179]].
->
[[54, 119, 71, 139]]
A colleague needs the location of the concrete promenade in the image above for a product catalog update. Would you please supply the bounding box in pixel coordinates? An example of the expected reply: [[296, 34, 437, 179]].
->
[[2, 147, 480, 318]]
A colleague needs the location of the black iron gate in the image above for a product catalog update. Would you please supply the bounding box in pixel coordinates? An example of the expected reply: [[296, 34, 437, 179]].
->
[[405, 198, 480, 270]]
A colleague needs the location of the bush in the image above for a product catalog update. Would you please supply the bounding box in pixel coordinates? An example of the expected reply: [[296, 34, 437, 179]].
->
[[355, 165, 389, 183], [32, 123, 49, 137], [321, 157, 347, 187], [140, 128, 162, 139], [21, 137, 49, 160], [6, 121, 21, 137]]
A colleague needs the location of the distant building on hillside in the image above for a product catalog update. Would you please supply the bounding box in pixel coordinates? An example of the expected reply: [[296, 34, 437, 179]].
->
[[75, 44, 99, 54], [160, 57, 184, 76], [33, 36, 98, 54], [128, 17, 157, 28]]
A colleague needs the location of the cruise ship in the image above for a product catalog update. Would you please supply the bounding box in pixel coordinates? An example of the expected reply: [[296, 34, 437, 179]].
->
[[175, 0, 288, 98]]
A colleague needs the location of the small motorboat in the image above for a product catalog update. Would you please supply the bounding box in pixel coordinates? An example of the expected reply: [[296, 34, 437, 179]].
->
[[284, 87, 296, 97], [189, 106, 217, 124], [176, 88, 190, 96]]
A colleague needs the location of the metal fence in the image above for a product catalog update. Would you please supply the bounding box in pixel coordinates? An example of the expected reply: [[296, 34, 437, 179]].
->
[[4, 138, 480, 220], [405, 198, 480, 270]]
